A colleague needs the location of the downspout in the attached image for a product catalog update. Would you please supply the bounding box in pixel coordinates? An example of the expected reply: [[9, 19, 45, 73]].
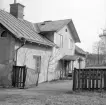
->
[[15, 37, 26, 66]]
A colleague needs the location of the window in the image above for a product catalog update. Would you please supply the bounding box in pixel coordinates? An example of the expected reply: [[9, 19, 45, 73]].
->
[[33, 56, 41, 73], [69, 38, 73, 49], [60, 35, 63, 47], [1, 31, 7, 37], [65, 29, 67, 32]]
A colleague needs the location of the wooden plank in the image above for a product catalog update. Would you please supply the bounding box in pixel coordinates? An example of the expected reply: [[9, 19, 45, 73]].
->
[[23, 66, 27, 88], [92, 69, 95, 90], [20, 67, 23, 88], [81, 69, 84, 90], [104, 70, 106, 90], [85, 69, 87, 90], [12, 66, 15, 87], [14, 66, 17, 87], [96, 70, 99, 90], [88, 69, 91, 90], [78, 69, 80, 91], [100, 70, 103, 91]]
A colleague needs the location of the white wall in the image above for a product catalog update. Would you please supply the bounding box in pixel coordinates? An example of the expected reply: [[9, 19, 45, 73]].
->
[[54, 25, 75, 56], [47, 25, 76, 79], [16, 42, 53, 86]]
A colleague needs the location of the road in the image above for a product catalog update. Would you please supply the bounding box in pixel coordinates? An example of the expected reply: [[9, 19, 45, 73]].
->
[[0, 80, 106, 105]]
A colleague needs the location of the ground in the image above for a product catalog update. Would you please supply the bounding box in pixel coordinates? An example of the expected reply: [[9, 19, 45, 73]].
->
[[0, 80, 106, 105]]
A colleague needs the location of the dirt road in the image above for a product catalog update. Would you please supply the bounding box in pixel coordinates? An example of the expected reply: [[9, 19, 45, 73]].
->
[[0, 80, 106, 105]]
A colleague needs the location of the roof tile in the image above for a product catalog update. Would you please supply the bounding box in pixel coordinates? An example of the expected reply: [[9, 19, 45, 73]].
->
[[0, 10, 55, 46]]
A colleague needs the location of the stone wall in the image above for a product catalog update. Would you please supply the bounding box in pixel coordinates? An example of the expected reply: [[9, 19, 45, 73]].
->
[[0, 63, 13, 87]]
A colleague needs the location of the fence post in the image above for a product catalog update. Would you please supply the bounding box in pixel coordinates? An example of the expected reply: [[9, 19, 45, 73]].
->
[[12, 66, 15, 87], [78, 68, 80, 91], [73, 68, 76, 91]]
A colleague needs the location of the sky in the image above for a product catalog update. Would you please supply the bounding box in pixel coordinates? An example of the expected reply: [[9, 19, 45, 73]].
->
[[0, 0, 106, 53]]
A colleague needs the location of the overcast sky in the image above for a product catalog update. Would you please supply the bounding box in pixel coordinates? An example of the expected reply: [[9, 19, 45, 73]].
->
[[0, 0, 106, 53]]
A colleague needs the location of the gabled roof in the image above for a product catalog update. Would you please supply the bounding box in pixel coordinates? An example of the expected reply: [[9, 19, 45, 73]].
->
[[75, 45, 86, 56], [0, 10, 55, 47], [36, 19, 80, 43], [36, 19, 71, 32], [19, 19, 81, 43]]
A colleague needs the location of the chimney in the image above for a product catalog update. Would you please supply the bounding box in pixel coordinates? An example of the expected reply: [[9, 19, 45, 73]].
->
[[10, 1, 25, 19]]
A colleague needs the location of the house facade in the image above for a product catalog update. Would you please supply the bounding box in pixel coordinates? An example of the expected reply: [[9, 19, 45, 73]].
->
[[0, 2, 86, 87]]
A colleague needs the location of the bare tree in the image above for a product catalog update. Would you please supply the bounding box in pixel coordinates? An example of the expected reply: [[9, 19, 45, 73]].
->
[[92, 40, 106, 65], [92, 40, 106, 54], [92, 41, 99, 54], [46, 47, 63, 81]]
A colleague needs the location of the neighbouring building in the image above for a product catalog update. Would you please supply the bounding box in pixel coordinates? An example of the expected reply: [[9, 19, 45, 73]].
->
[[0, 2, 86, 87]]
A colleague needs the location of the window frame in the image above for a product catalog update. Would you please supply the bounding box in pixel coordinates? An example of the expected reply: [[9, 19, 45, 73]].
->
[[69, 38, 74, 49], [59, 34, 63, 48], [33, 55, 41, 73]]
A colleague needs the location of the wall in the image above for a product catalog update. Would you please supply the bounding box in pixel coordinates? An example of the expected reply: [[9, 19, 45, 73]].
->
[[46, 25, 76, 80], [54, 25, 75, 56], [16, 42, 53, 86], [0, 27, 15, 87]]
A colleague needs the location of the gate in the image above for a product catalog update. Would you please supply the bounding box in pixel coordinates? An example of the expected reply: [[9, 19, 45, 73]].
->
[[73, 68, 106, 91], [12, 65, 27, 88]]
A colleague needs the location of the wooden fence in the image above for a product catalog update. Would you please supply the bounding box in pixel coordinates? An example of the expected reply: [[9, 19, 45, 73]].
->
[[73, 68, 106, 91], [12, 65, 27, 89]]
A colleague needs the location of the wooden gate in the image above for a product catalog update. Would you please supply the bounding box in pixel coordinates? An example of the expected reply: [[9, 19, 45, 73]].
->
[[73, 68, 106, 91], [12, 65, 27, 88]]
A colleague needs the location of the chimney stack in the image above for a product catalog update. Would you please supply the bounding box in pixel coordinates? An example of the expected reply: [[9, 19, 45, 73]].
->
[[10, 0, 25, 19], [14, 0, 16, 4]]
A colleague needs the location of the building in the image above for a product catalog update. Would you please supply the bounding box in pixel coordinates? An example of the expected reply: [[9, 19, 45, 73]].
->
[[0, 2, 86, 87]]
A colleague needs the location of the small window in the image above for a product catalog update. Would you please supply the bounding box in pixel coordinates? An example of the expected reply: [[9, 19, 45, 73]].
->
[[65, 29, 67, 32], [1, 31, 7, 37]]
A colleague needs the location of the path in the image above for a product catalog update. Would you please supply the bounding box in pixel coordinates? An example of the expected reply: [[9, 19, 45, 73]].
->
[[0, 80, 106, 105]]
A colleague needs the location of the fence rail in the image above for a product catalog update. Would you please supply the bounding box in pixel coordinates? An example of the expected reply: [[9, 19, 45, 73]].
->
[[73, 68, 106, 91], [12, 65, 27, 89]]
